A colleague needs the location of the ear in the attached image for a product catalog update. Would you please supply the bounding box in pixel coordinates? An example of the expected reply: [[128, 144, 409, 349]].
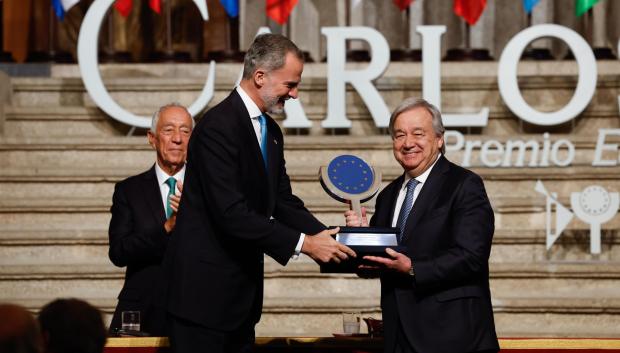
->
[[253, 70, 266, 87], [147, 130, 156, 149], [437, 135, 444, 149]]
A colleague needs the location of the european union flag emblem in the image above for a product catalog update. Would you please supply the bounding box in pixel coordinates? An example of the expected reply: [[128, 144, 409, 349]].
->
[[327, 155, 374, 195]]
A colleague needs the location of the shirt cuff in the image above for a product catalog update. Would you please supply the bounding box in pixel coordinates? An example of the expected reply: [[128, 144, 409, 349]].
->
[[292, 233, 305, 259]]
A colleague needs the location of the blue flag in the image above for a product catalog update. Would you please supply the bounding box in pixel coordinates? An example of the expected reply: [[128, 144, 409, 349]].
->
[[220, 0, 239, 18], [52, 0, 65, 20], [523, 0, 540, 14]]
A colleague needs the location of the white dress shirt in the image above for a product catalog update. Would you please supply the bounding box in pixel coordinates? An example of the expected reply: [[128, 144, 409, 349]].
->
[[236, 86, 265, 148], [235, 86, 306, 256], [154, 163, 186, 211], [391, 154, 442, 227]]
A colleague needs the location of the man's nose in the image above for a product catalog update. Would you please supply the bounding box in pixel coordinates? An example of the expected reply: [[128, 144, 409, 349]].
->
[[171, 130, 182, 142], [288, 87, 299, 99]]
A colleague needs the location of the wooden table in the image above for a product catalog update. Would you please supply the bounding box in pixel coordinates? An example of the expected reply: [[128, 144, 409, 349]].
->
[[104, 337, 620, 353]]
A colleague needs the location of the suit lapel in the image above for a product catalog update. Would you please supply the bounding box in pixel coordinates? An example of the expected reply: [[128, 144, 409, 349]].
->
[[143, 165, 166, 223], [401, 156, 450, 243], [231, 91, 269, 184], [385, 175, 404, 226]]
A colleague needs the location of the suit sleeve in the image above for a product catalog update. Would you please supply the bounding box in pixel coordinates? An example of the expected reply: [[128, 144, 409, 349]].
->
[[108, 182, 168, 267], [193, 123, 301, 266], [272, 136, 325, 235], [413, 174, 494, 289]]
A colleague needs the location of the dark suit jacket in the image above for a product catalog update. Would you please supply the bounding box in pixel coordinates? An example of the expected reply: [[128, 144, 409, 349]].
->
[[370, 156, 499, 353], [108, 166, 169, 335], [164, 90, 324, 331]]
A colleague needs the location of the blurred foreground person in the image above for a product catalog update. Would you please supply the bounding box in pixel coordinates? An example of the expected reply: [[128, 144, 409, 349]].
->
[[0, 304, 42, 353], [38, 299, 106, 353]]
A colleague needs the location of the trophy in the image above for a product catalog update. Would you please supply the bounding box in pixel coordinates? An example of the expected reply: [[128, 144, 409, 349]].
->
[[319, 155, 403, 273]]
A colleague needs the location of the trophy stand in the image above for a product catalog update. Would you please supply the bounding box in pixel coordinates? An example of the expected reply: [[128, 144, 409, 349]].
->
[[319, 155, 403, 273]]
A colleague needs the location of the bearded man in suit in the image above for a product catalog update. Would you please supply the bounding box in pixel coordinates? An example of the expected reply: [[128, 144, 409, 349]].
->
[[345, 98, 499, 353], [108, 103, 193, 336], [164, 34, 355, 353]]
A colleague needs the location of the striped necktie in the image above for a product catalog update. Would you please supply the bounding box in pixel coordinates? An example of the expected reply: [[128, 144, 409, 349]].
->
[[396, 178, 420, 242]]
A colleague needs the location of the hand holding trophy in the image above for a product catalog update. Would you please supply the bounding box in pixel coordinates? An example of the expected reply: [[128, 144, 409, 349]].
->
[[319, 155, 404, 273]]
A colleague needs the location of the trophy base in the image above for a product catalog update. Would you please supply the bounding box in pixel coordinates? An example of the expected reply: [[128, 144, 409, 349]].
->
[[320, 227, 405, 273]]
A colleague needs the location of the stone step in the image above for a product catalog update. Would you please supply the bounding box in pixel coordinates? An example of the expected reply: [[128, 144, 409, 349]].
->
[[2, 252, 619, 292], [0, 138, 615, 172], [1, 192, 619, 226], [4, 104, 620, 142], [2, 288, 619, 337]]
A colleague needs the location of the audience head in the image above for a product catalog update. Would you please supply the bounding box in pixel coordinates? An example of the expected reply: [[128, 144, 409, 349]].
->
[[0, 304, 42, 353], [148, 103, 193, 175], [38, 299, 106, 353]]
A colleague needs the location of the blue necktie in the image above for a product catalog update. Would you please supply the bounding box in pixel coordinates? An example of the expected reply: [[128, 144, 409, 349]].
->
[[396, 178, 420, 242], [165, 177, 177, 219], [258, 115, 268, 171]]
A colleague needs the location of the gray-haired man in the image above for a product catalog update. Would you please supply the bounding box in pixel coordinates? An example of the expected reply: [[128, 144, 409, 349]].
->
[[109, 103, 193, 336]]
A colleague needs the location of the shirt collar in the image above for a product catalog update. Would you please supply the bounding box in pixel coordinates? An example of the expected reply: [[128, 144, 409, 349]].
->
[[236, 86, 263, 119], [402, 153, 442, 190], [154, 162, 186, 186]]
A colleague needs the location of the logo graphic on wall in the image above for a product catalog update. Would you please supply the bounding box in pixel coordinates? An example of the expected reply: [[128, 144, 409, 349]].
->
[[535, 181, 619, 254]]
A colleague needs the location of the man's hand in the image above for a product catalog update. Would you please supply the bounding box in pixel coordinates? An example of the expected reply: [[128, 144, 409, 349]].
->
[[344, 207, 368, 227], [360, 248, 411, 274], [164, 181, 184, 234], [302, 227, 357, 264]]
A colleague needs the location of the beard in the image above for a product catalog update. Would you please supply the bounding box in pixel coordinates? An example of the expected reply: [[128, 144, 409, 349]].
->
[[262, 92, 286, 115]]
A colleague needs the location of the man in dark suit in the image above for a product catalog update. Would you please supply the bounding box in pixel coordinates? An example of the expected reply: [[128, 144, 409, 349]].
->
[[345, 98, 499, 353], [164, 34, 355, 353], [108, 103, 193, 336]]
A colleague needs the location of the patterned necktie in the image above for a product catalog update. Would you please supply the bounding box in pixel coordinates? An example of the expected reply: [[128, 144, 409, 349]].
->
[[396, 178, 420, 241], [258, 115, 268, 171], [165, 177, 177, 219]]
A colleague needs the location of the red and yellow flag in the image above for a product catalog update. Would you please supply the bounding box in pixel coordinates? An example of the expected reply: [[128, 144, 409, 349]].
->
[[266, 0, 298, 25], [453, 0, 487, 26]]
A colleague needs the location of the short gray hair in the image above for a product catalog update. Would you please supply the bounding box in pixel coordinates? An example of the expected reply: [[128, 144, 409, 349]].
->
[[241, 34, 303, 80], [388, 97, 445, 154], [150, 103, 194, 133]]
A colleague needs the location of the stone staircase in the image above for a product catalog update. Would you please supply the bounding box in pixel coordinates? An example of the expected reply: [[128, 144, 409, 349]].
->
[[1, 62, 619, 338]]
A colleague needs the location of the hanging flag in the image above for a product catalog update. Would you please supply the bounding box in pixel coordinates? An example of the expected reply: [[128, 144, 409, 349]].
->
[[149, 0, 161, 14], [393, 0, 413, 11], [114, 0, 133, 17], [52, 0, 66, 20], [220, 0, 239, 17], [522, 0, 540, 14], [453, 0, 487, 26], [52, 0, 80, 20], [575, 0, 599, 17], [266, 0, 299, 25]]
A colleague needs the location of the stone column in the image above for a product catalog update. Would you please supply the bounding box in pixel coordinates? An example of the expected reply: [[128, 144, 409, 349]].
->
[[409, 0, 424, 50], [240, 0, 267, 50], [591, 0, 615, 58], [289, 0, 320, 62], [531, 0, 553, 49], [469, 0, 495, 59]]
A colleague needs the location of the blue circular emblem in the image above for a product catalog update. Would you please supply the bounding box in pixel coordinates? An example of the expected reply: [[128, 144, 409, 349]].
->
[[327, 155, 374, 195]]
